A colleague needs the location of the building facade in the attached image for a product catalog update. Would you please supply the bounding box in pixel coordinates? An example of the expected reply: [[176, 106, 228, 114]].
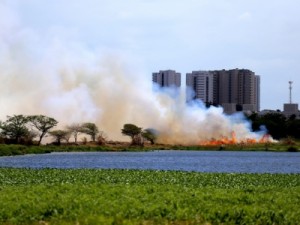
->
[[186, 69, 260, 113], [186, 71, 214, 103], [152, 70, 181, 88], [283, 103, 299, 118]]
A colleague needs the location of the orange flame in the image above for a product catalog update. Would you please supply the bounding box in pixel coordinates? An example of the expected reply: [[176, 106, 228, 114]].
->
[[200, 131, 271, 146]]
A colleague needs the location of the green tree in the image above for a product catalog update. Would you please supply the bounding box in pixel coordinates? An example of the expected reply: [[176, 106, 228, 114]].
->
[[0, 115, 29, 143], [247, 112, 288, 140], [48, 130, 70, 145], [81, 123, 99, 142], [286, 119, 300, 139], [121, 124, 143, 145], [142, 128, 158, 145], [28, 115, 58, 145]]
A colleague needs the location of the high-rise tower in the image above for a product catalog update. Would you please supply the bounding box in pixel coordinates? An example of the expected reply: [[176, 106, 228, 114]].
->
[[152, 70, 181, 88], [186, 71, 214, 104], [186, 69, 260, 113]]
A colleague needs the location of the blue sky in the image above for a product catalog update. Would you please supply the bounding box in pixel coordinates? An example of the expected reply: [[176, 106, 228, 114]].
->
[[2, 0, 300, 110]]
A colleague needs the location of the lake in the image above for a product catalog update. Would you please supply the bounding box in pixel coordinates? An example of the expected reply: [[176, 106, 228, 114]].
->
[[0, 151, 299, 173]]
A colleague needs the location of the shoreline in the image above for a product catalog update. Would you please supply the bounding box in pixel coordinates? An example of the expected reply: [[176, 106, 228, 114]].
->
[[0, 141, 299, 157]]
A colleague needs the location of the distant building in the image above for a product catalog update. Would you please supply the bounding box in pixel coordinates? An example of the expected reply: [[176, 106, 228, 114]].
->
[[186, 71, 214, 103], [186, 69, 260, 114], [283, 81, 299, 118], [152, 70, 181, 88], [283, 103, 299, 118]]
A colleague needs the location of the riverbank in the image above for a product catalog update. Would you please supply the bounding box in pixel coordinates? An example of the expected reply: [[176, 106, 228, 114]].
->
[[0, 141, 299, 156], [0, 142, 299, 156], [0, 168, 299, 225]]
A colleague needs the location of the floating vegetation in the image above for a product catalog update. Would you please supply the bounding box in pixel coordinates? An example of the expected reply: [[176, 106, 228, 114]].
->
[[0, 168, 300, 224]]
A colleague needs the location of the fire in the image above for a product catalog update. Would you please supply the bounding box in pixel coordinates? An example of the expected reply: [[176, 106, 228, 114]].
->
[[200, 132, 271, 146]]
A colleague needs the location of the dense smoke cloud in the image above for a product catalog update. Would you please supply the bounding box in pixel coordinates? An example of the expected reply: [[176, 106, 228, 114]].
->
[[0, 2, 266, 144]]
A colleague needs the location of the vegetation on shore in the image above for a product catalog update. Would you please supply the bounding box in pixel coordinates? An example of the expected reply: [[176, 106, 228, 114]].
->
[[0, 140, 299, 156], [1, 113, 300, 156], [0, 168, 299, 225]]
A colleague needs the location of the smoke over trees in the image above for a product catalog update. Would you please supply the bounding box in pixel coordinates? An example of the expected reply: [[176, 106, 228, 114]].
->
[[0, 1, 294, 145], [1, 112, 300, 146], [81, 123, 99, 142], [247, 112, 300, 140], [66, 123, 83, 143]]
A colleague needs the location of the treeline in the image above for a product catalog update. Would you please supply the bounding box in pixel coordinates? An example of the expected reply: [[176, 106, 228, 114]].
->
[[0, 115, 105, 145], [0, 114, 158, 146], [247, 112, 300, 140], [2, 112, 299, 147]]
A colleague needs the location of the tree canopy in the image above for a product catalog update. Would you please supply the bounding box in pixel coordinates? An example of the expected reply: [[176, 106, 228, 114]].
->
[[81, 122, 99, 142], [0, 115, 30, 143], [247, 112, 300, 140], [48, 130, 71, 145], [121, 124, 143, 145], [28, 115, 58, 145], [142, 128, 158, 145]]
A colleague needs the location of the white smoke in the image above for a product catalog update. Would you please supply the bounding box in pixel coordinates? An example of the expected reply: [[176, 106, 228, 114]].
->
[[0, 2, 267, 144]]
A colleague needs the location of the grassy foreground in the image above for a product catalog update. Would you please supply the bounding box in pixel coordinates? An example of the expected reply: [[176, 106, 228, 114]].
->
[[0, 169, 300, 225]]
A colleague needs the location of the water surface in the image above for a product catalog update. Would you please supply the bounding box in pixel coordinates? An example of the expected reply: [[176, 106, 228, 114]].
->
[[0, 151, 299, 173]]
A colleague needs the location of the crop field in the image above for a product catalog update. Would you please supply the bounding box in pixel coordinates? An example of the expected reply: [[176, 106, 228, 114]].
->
[[0, 168, 300, 225]]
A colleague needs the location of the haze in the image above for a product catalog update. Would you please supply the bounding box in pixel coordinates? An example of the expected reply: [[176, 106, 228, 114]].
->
[[0, 0, 298, 143]]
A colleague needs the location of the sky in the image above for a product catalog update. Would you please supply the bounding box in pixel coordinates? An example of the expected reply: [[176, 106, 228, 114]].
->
[[2, 0, 298, 143], [1, 0, 300, 110]]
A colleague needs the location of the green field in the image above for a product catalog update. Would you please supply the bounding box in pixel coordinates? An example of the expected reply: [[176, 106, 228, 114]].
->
[[0, 168, 300, 225]]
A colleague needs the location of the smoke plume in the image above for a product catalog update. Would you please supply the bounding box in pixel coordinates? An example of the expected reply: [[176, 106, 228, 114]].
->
[[0, 2, 267, 144]]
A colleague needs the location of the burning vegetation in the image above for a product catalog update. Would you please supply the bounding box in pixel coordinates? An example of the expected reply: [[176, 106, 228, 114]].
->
[[199, 132, 273, 146]]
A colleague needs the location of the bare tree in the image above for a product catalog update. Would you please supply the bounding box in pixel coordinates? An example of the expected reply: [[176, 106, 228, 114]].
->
[[97, 131, 108, 145], [48, 130, 70, 145], [66, 123, 83, 143]]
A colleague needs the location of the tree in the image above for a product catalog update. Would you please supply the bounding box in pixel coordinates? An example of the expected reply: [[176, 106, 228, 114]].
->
[[97, 131, 108, 145], [66, 123, 83, 143], [286, 119, 300, 139], [0, 115, 29, 143], [142, 128, 158, 145], [247, 112, 287, 140], [81, 122, 99, 142], [48, 130, 70, 145], [121, 124, 143, 145], [28, 115, 58, 145]]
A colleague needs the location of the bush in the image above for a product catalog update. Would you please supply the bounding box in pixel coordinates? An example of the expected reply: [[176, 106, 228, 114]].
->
[[287, 146, 298, 152]]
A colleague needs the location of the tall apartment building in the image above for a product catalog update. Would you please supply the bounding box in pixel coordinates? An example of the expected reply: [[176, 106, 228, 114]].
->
[[152, 70, 181, 88], [186, 71, 214, 103], [186, 69, 260, 113]]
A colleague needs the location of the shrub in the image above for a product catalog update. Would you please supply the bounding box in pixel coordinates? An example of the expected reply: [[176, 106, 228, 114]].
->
[[287, 146, 298, 152]]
